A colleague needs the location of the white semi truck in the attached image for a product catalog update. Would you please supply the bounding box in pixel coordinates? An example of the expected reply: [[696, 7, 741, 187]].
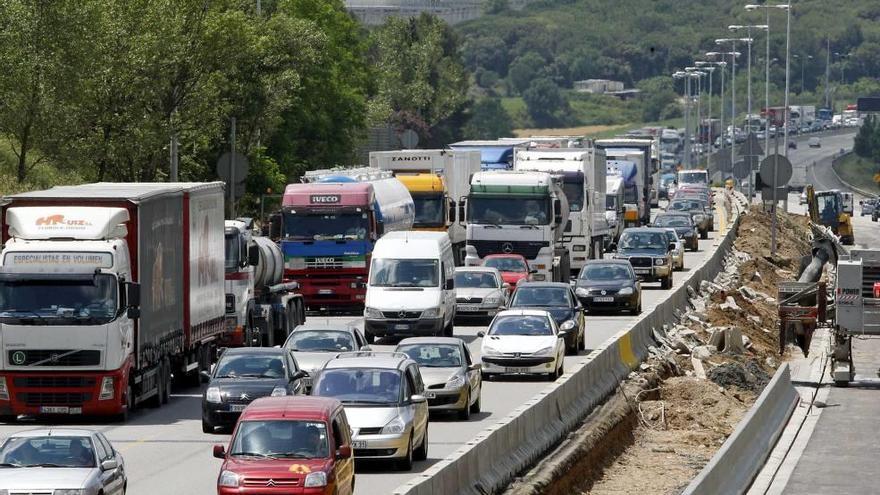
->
[[513, 148, 609, 272], [462, 171, 571, 282], [370, 149, 480, 264], [596, 138, 655, 227], [0, 183, 226, 420], [605, 175, 625, 245]]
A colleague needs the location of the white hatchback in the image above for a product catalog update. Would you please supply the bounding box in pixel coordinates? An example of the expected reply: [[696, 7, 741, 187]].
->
[[477, 309, 567, 381]]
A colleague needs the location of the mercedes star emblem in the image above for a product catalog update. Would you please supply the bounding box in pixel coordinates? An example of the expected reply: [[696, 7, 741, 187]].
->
[[398, 310, 407, 319], [502, 242, 514, 254]]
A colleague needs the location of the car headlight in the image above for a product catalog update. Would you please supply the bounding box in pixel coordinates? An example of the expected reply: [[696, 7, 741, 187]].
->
[[364, 307, 383, 319], [218, 470, 241, 488], [381, 416, 406, 435], [206, 386, 222, 403], [655, 258, 667, 266], [270, 386, 287, 397], [560, 320, 576, 331], [534, 346, 555, 356], [421, 307, 441, 318], [54, 491, 84, 495], [618, 287, 634, 295], [482, 346, 502, 356], [304, 471, 328, 488], [575, 287, 589, 297], [446, 374, 467, 389]]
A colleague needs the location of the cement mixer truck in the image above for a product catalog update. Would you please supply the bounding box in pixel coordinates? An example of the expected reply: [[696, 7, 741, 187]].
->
[[222, 219, 306, 348], [280, 168, 414, 309]]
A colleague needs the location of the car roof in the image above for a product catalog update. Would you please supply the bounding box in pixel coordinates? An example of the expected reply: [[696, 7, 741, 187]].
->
[[515, 282, 570, 289], [9, 428, 96, 438], [494, 309, 553, 318], [239, 396, 341, 421], [220, 347, 287, 356], [583, 259, 632, 266], [397, 337, 463, 346], [455, 266, 501, 274], [623, 227, 669, 234], [292, 322, 356, 332], [656, 211, 691, 217], [483, 253, 527, 260], [322, 352, 411, 371]]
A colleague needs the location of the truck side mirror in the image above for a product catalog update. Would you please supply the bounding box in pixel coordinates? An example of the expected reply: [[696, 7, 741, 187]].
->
[[447, 198, 456, 225], [248, 244, 260, 266], [553, 199, 562, 225], [268, 213, 282, 239], [458, 200, 467, 226], [125, 282, 140, 307], [445, 278, 454, 290]]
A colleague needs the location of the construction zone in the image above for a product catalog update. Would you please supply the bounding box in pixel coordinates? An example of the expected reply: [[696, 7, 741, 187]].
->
[[505, 206, 814, 495]]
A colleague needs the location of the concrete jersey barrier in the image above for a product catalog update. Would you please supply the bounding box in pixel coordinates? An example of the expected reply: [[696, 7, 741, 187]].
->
[[681, 364, 799, 495], [393, 190, 747, 495]]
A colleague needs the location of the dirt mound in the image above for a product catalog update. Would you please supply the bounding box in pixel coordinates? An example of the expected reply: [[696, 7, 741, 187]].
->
[[660, 376, 753, 432], [707, 361, 771, 392], [735, 208, 811, 269]]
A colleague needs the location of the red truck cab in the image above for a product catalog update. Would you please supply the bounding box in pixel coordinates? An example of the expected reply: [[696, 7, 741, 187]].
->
[[213, 396, 354, 495]]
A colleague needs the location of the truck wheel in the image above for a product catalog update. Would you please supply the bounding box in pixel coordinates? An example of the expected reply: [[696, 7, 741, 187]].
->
[[700, 229, 708, 240], [147, 364, 164, 408], [116, 380, 135, 422]]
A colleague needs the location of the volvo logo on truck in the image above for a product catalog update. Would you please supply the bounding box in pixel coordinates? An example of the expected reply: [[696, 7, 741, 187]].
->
[[310, 195, 340, 204]]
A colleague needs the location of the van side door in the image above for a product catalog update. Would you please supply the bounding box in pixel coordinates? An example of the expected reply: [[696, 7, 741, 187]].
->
[[331, 412, 355, 495]]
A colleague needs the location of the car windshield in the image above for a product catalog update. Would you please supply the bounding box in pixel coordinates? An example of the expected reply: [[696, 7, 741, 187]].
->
[[313, 368, 401, 404], [231, 420, 329, 459], [562, 180, 584, 211], [468, 197, 551, 225], [654, 216, 691, 227], [483, 257, 527, 273], [668, 201, 703, 211], [678, 172, 707, 185], [215, 354, 286, 379], [666, 231, 678, 243], [618, 232, 667, 251], [398, 344, 462, 368], [511, 287, 570, 307], [580, 264, 632, 281], [413, 195, 445, 228], [287, 330, 355, 352], [0, 436, 95, 468], [0, 274, 118, 325], [489, 315, 553, 336], [370, 259, 439, 288], [282, 211, 368, 241], [454, 271, 499, 288]]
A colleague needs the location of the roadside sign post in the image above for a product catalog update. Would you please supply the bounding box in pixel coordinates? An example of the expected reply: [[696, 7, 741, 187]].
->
[[759, 134, 793, 257]]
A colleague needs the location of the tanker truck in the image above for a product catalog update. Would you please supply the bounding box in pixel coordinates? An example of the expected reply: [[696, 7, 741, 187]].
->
[[0, 182, 226, 420], [222, 219, 306, 348], [281, 168, 414, 310], [462, 171, 571, 282]]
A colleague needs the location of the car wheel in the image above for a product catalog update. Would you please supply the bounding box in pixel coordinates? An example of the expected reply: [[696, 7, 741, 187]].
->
[[635, 298, 642, 315], [470, 388, 482, 413], [397, 435, 414, 471], [458, 390, 471, 420], [700, 229, 708, 240], [578, 329, 586, 351], [414, 427, 428, 461], [201, 417, 214, 434], [444, 320, 454, 337], [565, 337, 576, 356]]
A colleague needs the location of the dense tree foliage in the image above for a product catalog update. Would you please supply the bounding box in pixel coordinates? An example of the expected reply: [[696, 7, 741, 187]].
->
[[463, 98, 514, 139], [855, 116, 880, 163]]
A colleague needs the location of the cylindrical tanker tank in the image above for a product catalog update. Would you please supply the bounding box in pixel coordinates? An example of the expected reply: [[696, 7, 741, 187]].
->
[[252, 236, 284, 287]]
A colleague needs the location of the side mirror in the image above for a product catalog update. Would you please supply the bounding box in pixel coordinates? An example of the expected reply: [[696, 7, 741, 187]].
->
[[410, 394, 427, 403], [477, 331, 486, 338], [448, 198, 456, 224], [557, 331, 568, 338], [126, 307, 141, 319], [469, 363, 481, 371], [292, 370, 308, 381], [336, 445, 353, 459], [607, 243, 617, 252], [668, 243, 676, 251], [502, 282, 511, 290], [125, 282, 141, 308], [248, 244, 260, 266], [529, 269, 538, 275], [360, 345, 371, 351], [200, 370, 212, 383], [458, 201, 467, 226], [268, 213, 282, 239], [445, 278, 454, 290], [101, 459, 118, 471], [213, 444, 226, 459]]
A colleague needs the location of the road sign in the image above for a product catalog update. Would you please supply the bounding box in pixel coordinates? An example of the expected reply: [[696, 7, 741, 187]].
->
[[743, 155, 760, 170], [712, 153, 732, 173], [399, 129, 419, 149], [737, 132, 764, 158], [733, 160, 751, 179], [759, 153, 793, 188], [216, 151, 249, 184]]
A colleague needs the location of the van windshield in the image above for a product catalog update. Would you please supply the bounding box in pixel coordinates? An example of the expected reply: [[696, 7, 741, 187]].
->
[[370, 259, 439, 287], [231, 420, 329, 459]]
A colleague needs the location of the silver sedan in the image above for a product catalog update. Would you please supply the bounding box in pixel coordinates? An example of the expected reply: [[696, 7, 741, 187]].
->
[[0, 428, 126, 494]]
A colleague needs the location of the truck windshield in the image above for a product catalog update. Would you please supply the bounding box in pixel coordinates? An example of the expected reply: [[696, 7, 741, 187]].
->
[[413, 195, 445, 228], [624, 185, 638, 203], [224, 233, 241, 271], [0, 274, 118, 324], [561, 180, 584, 211], [678, 172, 707, 185], [282, 212, 369, 241], [370, 259, 439, 288], [606, 195, 617, 210], [468, 197, 551, 225]]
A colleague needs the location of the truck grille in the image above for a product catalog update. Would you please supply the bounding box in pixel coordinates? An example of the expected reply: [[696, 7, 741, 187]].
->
[[469, 240, 548, 259], [305, 257, 345, 269], [457, 297, 483, 303], [13, 377, 96, 388], [382, 311, 422, 319], [627, 257, 653, 268], [8, 350, 101, 367], [18, 392, 91, 407]]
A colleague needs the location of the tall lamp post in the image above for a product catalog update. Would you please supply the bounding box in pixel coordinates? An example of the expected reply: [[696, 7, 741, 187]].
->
[[695, 62, 718, 156], [708, 50, 740, 186], [686, 67, 708, 165], [793, 54, 814, 93], [673, 71, 692, 168], [717, 38, 754, 197]]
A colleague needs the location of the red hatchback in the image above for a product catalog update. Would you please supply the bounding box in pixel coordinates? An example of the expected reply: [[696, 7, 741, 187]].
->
[[481, 254, 534, 287], [213, 396, 355, 495]]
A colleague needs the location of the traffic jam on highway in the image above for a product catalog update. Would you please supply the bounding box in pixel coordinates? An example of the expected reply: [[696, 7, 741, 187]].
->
[[0, 131, 719, 494]]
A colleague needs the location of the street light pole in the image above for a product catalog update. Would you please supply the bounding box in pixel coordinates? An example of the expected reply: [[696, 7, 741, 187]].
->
[[783, 3, 791, 157]]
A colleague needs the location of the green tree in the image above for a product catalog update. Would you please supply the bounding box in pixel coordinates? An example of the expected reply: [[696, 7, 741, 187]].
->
[[507, 52, 546, 95], [523, 78, 567, 128], [637, 76, 678, 122], [854, 115, 874, 158], [463, 98, 513, 139]]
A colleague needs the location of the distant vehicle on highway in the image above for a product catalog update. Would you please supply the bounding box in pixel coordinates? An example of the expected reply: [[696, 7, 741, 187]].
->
[[283, 322, 371, 391], [663, 228, 685, 271], [478, 309, 567, 381], [212, 396, 355, 495], [652, 212, 699, 251], [312, 351, 429, 470], [574, 260, 641, 314], [667, 199, 712, 239], [508, 282, 585, 354], [453, 266, 509, 321], [789, 140, 797, 150], [396, 337, 482, 419], [809, 137, 821, 148], [860, 198, 877, 217], [612, 228, 675, 289], [481, 253, 535, 287], [0, 428, 127, 495], [202, 347, 307, 433]]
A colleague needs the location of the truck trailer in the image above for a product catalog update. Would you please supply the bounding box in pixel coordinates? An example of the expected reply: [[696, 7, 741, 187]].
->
[[449, 139, 531, 170], [0, 182, 226, 420], [596, 138, 654, 227]]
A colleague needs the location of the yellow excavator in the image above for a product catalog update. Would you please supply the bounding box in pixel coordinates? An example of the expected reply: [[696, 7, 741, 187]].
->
[[805, 185, 854, 245]]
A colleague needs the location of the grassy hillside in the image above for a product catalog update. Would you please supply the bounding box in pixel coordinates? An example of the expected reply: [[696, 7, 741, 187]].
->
[[835, 153, 880, 193]]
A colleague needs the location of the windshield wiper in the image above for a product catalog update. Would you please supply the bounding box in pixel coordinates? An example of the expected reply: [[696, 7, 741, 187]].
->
[[272, 453, 312, 458], [0, 463, 21, 468], [29, 463, 65, 468], [230, 452, 273, 458], [1, 309, 48, 323]]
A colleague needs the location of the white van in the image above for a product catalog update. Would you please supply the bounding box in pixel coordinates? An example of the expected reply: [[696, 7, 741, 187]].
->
[[842, 191, 854, 215], [364, 231, 456, 343]]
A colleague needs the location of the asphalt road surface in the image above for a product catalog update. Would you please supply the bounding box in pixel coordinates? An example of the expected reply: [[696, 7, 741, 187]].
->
[[0, 132, 851, 495]]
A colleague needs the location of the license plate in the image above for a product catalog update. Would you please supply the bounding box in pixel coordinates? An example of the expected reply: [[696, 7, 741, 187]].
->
[[424, 391, 436, 399], [394, 324, 410, 330], [505, 367, 530, 373], [634, 268, 651, 275], [352, 441, 368, 449], [593, 297, 614, 302], [40, 406, 70, 414], [458, 305, 480, 312], [230, 404, 247, 412]]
